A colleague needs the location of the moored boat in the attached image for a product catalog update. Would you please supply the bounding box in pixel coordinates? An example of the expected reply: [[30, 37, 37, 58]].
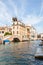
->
[[35, 46, 43, 59], [3, 39, 10, 44]]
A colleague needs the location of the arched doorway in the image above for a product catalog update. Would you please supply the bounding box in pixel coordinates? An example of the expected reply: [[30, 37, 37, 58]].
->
[[12, 38, 20, 42]]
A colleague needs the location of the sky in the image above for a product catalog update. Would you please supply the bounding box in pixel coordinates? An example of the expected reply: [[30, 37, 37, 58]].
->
[[0, 0, 43, 33]]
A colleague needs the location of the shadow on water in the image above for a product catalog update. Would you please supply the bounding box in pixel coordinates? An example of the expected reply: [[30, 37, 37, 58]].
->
[[39, 41, 43, 46], [35, 57, 43, 61]]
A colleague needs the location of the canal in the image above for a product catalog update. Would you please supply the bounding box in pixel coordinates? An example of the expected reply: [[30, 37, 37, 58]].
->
[[0, 40, 43, 65]]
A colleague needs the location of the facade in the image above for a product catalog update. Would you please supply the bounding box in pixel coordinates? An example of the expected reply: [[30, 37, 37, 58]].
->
[[12, 18, 26, 41], [39, 33, 43, 40], [0, 27, 5, 39], [11, 18, 37, 41], [23, 26, 30, 41], [40, 33, 43, 38], [30, 26, 37, 40], [0, 26, 12, 37]]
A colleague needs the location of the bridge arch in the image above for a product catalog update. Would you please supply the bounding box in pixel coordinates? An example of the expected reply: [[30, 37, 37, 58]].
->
[[12, 38, 20, 42]]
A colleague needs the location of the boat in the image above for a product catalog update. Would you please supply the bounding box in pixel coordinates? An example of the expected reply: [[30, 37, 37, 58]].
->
[[35, 47, 43, 59], [3, 39, 10, 44]]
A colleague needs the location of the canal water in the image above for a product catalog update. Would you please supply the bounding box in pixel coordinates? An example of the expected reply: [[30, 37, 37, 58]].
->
[[0, 40, 43, 65]]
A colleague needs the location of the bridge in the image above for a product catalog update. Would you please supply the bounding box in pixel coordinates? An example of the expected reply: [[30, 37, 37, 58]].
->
[[37, 37, 43, 41], [3, 35, 22, 42]]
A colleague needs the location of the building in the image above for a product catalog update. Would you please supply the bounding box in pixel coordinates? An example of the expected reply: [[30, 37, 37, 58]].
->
[[0, 26, 12, 37], [23, 26, 30, 41], [0, 27, 5, 38], [40, 33, 43, 38], [38, 33, 43, 40], [0, 17, 37, 41], [12, 17, 26, 41], [11, 17, 37, 41], [30, 26, 37, 40]]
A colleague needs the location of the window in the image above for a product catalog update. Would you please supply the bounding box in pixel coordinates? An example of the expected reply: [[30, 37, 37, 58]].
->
[[32, 35, 35, 38], [2, 31, 4, 33], [22, 36, 24, 38], [17, 31, 18, 34], [27, 29, 30, 32], [37, 35, 41, 38]]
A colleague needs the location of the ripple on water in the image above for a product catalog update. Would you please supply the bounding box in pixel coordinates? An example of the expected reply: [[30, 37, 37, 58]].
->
[[0, 41, 43, 65]]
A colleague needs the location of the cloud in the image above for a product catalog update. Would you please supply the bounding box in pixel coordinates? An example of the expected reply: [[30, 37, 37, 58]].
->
[[22, 15, 41, 25], [0, 0, 26, 26], [8, 0, 43, 25], [39, 0, 43, 16], [8, 0, 18, 17], [8, 0, 26, 18], [21, 0, 43, 25], [0, 1, 11, 26], [0, 0, 43, 26]]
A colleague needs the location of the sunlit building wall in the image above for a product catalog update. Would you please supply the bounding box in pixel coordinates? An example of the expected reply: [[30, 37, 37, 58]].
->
[[12, 18, 26, 41], [30, 26, 37, 40]]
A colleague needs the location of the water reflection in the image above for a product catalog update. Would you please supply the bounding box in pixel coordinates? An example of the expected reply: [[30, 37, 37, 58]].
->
[[0, 41, 43, 65], [39, 41, 43, 46]]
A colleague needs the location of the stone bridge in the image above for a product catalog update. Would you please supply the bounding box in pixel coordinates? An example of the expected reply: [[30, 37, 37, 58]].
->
[[3, 35, 22, 42]]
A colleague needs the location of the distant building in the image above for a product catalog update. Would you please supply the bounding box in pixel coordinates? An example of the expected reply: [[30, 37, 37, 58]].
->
[[0, 27, 5, 38], [40, 33, 43, 38], [23, 26, 30, 41], [30, 26, 37, 40]]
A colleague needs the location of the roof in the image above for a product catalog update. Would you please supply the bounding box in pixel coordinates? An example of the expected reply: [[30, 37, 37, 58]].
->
[[0, 27, 5, 30]]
